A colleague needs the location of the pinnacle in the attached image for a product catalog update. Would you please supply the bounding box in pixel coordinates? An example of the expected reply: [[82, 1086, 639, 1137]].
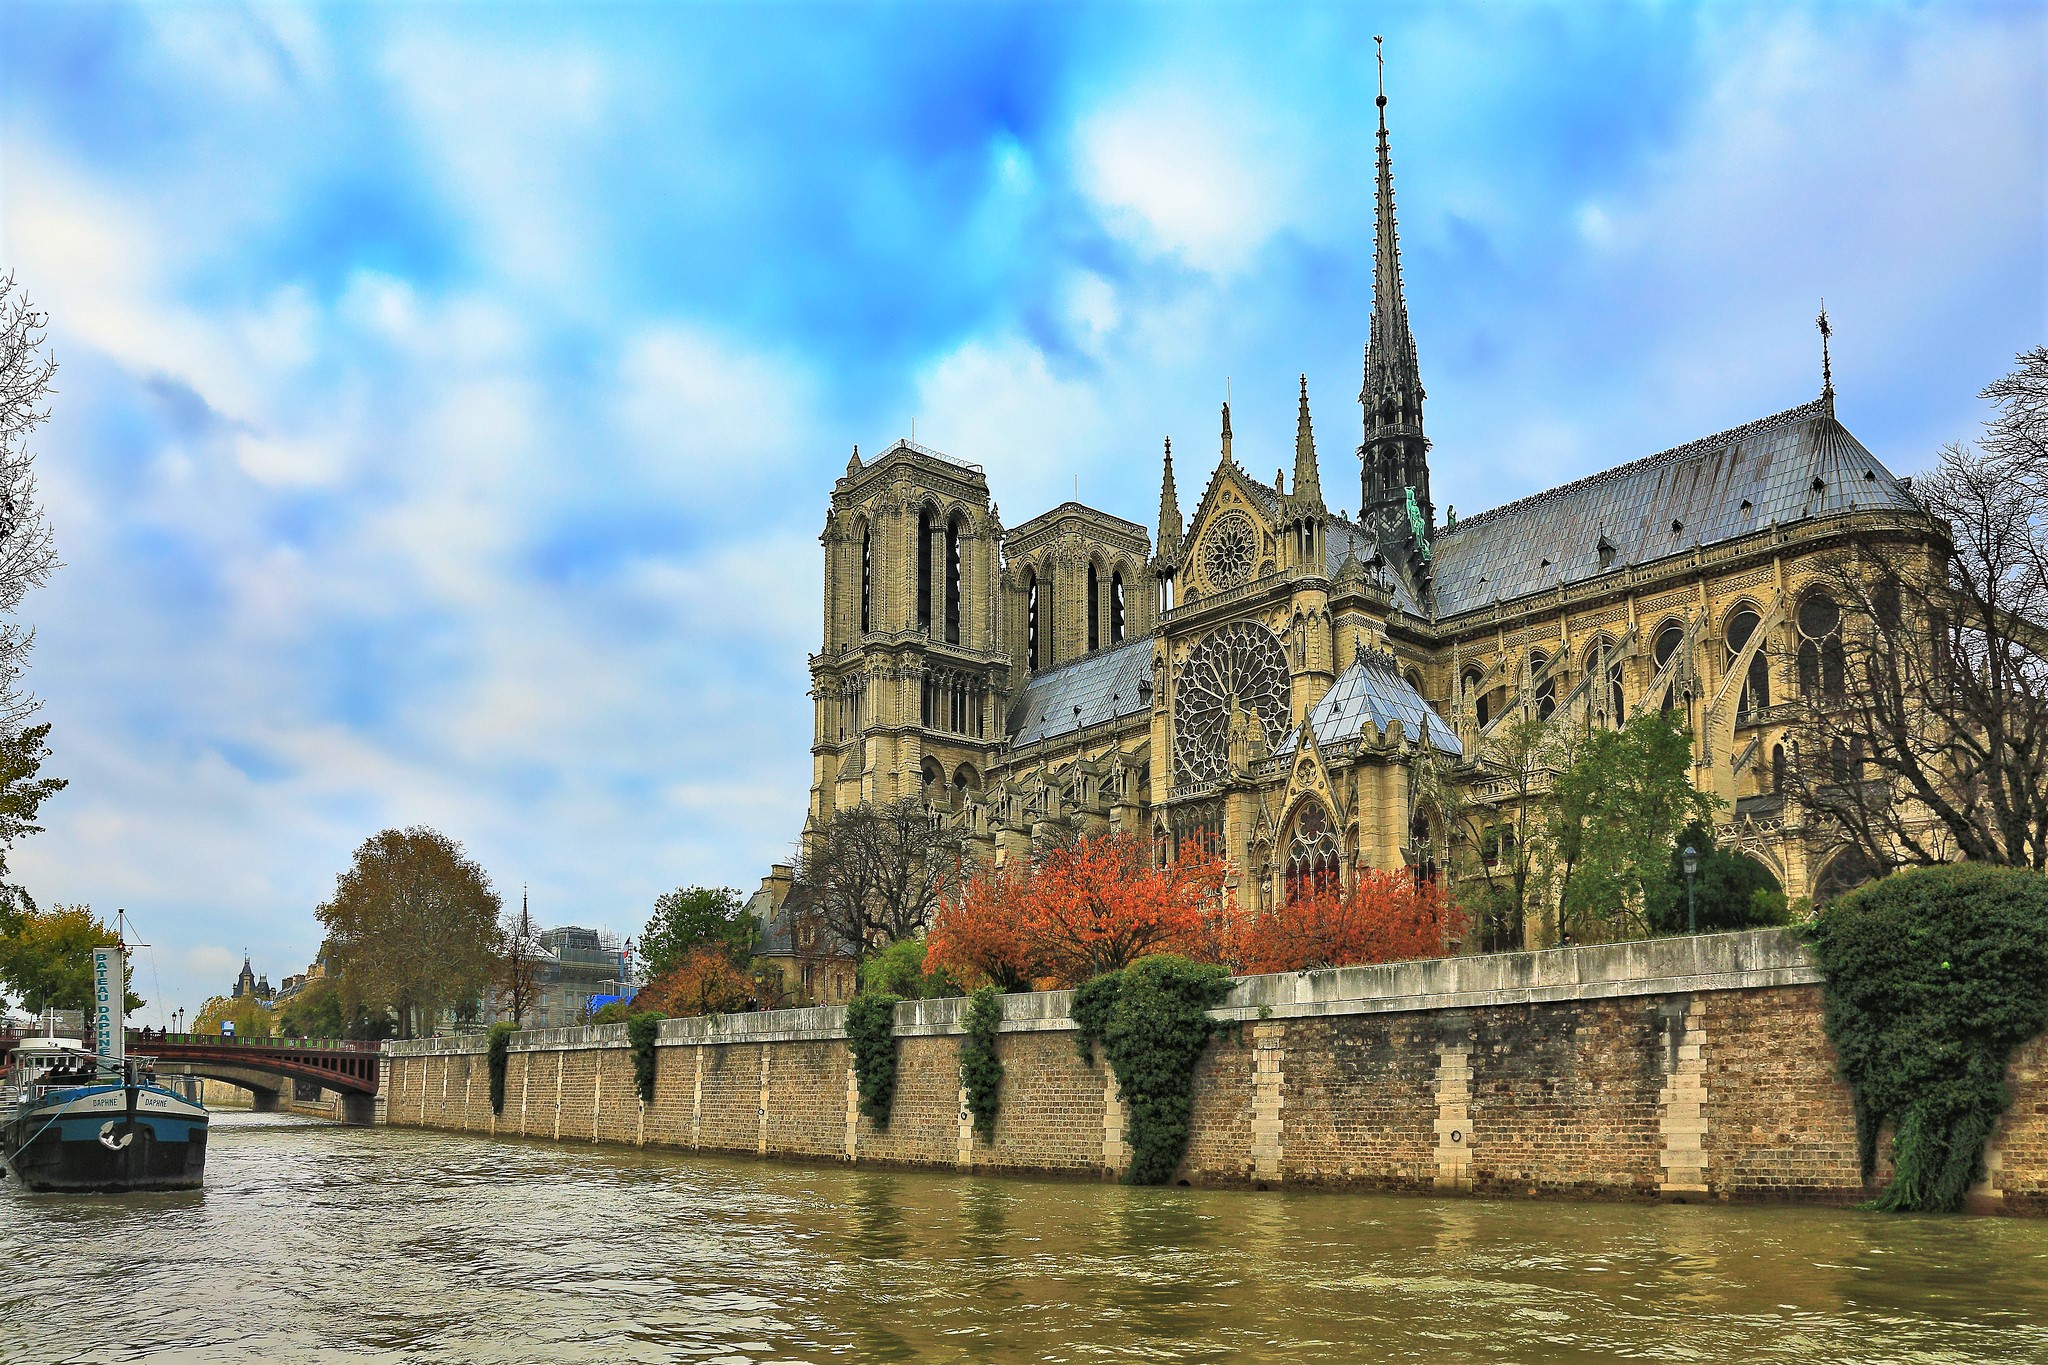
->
[[1156, 436, 1183, 553], [1293, 373, 1324, 510]]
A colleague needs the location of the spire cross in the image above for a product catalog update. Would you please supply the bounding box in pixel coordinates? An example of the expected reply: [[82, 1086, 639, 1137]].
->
[[1375, 34, 1385, 102]]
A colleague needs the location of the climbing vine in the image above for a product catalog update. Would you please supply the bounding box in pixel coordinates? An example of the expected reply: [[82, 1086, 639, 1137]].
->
[[1807, 864, 2048, 1212], [486, 1022, 516, 1116], [1073, 955, 1235, 1185], [1071, 972, 1120, 1064], [846, 992, 903, 1126], [960, 986, 1004, 1142], [626, 1011, 664, 1105]]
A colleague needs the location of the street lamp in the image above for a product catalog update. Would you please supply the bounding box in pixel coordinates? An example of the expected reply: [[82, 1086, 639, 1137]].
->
[[1682, 845, 1700, 935]]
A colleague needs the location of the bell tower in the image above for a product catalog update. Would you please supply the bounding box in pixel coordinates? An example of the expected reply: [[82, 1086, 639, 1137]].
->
[[810, 440, 1007, 829]]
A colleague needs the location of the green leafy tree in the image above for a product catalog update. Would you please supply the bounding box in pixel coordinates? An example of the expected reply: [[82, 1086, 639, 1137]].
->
[[274, 977, 386, 1039], [0, 903, 141, 1015], [193, 992, 275, 1040], [1414, 714, 1556, 952], [638, 885, 755, 977], [858, 937, 962, 1000], [1653, 821, 1788, 933], [316, 826, 501, 1040], [0, 722, 65, 928], [1545, 712, 1719, 942]]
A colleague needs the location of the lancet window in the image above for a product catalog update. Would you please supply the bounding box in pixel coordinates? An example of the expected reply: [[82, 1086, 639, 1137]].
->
[[1797, 593, 1845, 697], [859, 526, 872, 634], [946, 514, 963, 645], [1283, 800, 1340, 903], [1726, 605, 1769, 716]]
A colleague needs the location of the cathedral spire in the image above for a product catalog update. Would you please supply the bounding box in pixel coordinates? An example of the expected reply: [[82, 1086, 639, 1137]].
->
[[1817, 301, 1835, 415], [1359, 36, 1433, 595], [1157, 436, 1183, 554], [1292, 373, 1324, 510]]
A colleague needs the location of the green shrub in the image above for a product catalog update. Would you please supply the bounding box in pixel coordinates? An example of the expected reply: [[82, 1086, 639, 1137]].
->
[[860, 938, 963, 999], [960, 986, 1004, 1142], [486, 1022, 516, 1116], [591, 1000, 636, 1026], [1072, 955, 1234, 1185], [846, 992, 903, 1126], [1806, 864, 2048, 1212], [626, 1011, 665, 1105]]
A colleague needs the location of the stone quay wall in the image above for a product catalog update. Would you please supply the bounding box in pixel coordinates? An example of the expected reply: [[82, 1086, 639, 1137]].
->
[[382, 930, 2048, 1214]]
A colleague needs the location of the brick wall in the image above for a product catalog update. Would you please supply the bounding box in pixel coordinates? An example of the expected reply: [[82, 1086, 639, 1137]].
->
[[380, 929, 2048, 1215]]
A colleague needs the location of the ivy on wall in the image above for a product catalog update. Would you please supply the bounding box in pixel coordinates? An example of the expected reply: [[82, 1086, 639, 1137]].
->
[[627, 1011, 665, 1105], [960, 986, 1004, 1142], [1073, 955, 1235, 1185], [486, 1022, 516, 1116], [1807, 864, 2048, 1212], [847, 992, 903, 1126]]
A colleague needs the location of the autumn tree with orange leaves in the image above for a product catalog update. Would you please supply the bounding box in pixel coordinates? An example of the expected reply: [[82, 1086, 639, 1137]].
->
[[930, 833, 1235, 988], [632, 944, 751, 1017], [1240, 869, 1464, 974]]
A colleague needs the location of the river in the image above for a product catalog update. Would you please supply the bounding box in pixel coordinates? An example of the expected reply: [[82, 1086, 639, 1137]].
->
[[4, 1112, 2045, 1363]]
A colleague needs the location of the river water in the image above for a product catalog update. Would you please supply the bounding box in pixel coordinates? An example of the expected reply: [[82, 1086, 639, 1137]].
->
[[4, 1112, 2046, 1363]]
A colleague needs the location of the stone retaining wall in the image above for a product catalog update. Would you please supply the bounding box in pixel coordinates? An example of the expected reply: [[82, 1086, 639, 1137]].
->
[[382, 929, 2048, 1214]]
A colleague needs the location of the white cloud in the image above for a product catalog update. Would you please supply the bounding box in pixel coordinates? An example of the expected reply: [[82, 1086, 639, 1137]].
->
[[1076, 79, 1308, 274], [613, 326, 817, 498]]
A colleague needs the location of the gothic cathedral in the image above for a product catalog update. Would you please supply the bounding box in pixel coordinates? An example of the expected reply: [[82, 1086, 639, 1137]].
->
[[797, 79, 1938, 936]]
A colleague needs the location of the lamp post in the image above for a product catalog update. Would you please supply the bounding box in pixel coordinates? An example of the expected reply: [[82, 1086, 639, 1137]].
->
[[1682, 845, 1699, 935]]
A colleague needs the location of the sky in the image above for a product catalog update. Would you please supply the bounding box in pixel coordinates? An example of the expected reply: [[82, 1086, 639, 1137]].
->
[[0, 1, 2041, 1020]]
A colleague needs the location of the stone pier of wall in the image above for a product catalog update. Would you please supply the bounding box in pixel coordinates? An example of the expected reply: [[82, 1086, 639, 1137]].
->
[[382, 929, 2048, 1214]]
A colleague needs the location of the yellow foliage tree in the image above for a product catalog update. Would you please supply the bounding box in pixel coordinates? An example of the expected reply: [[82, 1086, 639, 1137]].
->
[[192, 993, 275, 1040]]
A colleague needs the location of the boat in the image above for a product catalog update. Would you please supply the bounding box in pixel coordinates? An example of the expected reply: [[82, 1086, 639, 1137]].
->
[[0, 941, 209, 1193]]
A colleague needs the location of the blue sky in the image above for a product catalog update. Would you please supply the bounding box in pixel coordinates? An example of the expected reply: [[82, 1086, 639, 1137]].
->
[[1, 2, 2041, 1018]]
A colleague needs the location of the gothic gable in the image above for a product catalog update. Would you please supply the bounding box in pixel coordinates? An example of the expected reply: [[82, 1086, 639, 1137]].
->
[[1182, 461, 1282, 600]]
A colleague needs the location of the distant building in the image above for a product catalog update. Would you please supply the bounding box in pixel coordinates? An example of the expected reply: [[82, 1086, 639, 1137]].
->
[[230, 955, 274, 1003], [745, 865, 857, 1007], [515, 926, 629, 1029]]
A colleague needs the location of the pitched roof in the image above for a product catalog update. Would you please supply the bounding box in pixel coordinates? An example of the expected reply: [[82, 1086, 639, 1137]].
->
[[1429, 399, 1921, 617], [1007, 634, 1154, 748], [1279, 648, 1462, 757]]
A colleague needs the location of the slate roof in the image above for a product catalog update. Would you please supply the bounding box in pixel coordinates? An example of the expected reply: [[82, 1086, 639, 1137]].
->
[[1428, 398, 1920, 617], [1278, 649, 1462, 757], [1007, 634, 1154, 747]]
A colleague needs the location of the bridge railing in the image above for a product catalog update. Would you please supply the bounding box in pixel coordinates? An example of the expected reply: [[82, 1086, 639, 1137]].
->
[[124, 1030, 380, 1052]]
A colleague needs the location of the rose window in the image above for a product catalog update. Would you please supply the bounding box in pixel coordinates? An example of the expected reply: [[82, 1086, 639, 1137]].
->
[[1172, 621, 1290, 783], [1200, 510, 1259, 589]]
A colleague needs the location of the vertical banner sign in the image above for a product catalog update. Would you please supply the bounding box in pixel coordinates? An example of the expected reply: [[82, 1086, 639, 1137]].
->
[[93, 947, 126, 1068]]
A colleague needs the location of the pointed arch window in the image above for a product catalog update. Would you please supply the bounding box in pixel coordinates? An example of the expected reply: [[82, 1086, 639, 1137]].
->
[[1463, 666, 1489, 729], [859, 526, 872, 634], [945, 514, 963, 645], [1087, 562, 1101, 652], [1726, 606, 1769, 716], [917, 508, 935, 634], [1026, 568, 1040, 671], [1585, 638, 1624, 726], [1284, 799, 1340, 904], [1111, 571, 1127, 644], [1528, 650, 1555, 721], [1797, 593, 1845, 696]]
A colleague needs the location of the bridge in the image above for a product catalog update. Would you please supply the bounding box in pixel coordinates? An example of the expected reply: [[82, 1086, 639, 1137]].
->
[[1, 1029, 383, 1124]]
